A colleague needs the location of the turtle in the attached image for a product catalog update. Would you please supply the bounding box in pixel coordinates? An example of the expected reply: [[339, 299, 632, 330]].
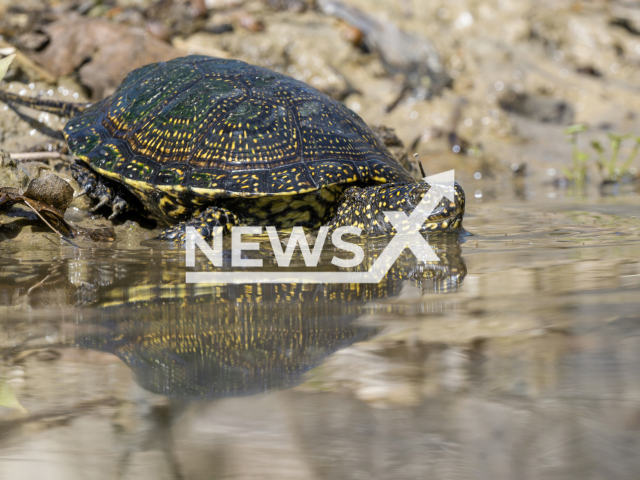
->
[[0, 55, 465, 240]]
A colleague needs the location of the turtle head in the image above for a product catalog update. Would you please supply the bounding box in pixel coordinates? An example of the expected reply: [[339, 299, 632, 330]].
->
[[404, 181, 466, 233]]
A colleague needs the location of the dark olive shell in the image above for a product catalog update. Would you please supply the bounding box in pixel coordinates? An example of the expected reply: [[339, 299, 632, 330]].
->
[[64, 55, 412, 197]]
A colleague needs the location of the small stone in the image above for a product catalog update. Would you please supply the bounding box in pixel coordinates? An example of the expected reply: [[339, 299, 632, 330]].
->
[[23, 173, 74, 213]]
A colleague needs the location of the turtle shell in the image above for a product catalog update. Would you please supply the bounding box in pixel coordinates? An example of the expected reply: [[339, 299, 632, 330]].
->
[[64, 55, 413, 198]]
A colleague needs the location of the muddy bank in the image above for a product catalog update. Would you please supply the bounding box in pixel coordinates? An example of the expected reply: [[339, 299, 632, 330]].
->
[[1, 2, 638, 153], [0, 0, 639, 242]]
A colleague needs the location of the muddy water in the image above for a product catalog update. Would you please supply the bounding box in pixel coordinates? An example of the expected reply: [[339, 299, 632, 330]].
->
[[1, 192, 640, 480]]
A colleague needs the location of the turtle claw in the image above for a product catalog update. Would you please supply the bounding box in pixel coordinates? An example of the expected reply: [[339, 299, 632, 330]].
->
[[75, 186, 90, 198], [108, 196, 127, 220], [90, 195, 110, 212], [74, 176, 96, 198], [70, 160, 131, 221]]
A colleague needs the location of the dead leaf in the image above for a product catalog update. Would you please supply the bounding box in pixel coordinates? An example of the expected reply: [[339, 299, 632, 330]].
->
[[0, 53, 16, 81], [0, 186, 75, 237], [0, 174, 116, 243], [0, 379, 27, 415], [33, 19, 182, 99]]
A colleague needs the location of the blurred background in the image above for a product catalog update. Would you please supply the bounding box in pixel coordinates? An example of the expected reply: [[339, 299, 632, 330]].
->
[[1, 1, 640, 479], [0, 0, 639, 193]]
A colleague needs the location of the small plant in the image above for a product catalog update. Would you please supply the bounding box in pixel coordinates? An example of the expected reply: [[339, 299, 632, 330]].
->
[[560, 124, 639, 189], [562, 124, 589, 187], [592, 134, 640, 182]]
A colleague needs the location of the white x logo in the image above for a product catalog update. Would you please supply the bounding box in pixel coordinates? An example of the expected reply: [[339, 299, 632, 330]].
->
[[370, 170, 455, 272]]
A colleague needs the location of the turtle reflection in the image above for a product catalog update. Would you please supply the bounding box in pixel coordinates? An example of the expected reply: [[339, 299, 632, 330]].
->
[[0, 236, 466, 398], [74, 236, 466, 398], [78, 292, 376, 397]]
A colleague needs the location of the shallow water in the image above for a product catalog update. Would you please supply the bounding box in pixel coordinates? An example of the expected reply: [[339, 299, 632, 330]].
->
[[1, 192, 640, 480]]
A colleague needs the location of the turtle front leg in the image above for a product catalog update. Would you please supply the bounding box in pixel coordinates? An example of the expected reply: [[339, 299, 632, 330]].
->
[[326, 181, 465, 234], [71, 161, 128, 220], [156, 206, 239, 242]]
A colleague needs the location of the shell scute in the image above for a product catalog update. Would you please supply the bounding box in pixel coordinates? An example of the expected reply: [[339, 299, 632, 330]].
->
[[268, 165, 316, 194], [188, 171, 225, 189], [224, 171, 264, 195], [156, 165, 192, 186], [104, 61, 203, 138], [121, 157, 157, 182], [86, 140, 128, 174]]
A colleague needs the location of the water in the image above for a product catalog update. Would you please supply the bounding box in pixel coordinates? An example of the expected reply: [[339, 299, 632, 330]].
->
[[1, 194, 640, 479]]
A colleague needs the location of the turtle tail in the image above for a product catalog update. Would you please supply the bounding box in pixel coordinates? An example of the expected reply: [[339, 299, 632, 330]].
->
[[0, 90, 90, 117]]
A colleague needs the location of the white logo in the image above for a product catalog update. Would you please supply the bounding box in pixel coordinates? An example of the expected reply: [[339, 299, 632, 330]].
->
[[186, 170, 455, 284]]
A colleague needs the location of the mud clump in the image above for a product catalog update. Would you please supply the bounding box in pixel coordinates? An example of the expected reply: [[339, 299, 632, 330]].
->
[[0, 150, 29, 189]]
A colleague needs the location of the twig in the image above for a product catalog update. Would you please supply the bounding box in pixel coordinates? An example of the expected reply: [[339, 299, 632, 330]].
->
[[27, 272, 58, 295], [21, 198, 80, 248], [0, 396, 120, 429], [10, 152, 61, 161], [3, 102, 65, 140], [384, 81, 411, 113], [413, 153, 426, 178]]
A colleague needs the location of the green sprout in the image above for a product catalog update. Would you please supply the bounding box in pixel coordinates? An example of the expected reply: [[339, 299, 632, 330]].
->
[[559, 124, 638, 188], [591, 133, 639, 181], [620, 135, 640, 175], [563, 124, 589, 186], [561, 152, 589, 188]]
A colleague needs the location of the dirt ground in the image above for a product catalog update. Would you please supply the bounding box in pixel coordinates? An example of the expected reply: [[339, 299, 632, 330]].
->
[[1, 0, 639, 238]]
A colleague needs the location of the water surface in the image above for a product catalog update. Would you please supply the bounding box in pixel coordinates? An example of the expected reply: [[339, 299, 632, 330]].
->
[[1, 193, 640, 480]]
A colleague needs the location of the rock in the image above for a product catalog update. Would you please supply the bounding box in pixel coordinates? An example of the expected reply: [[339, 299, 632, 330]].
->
[[238, 14, 265, 33], [23, 173, 74, 214], [317, 0, 448, 95], [372, 125, 404, 148], [182, 18, 355, 100], [0, 149, 15, 167], [264, 0, 310, 12], [499, 92, 575, 125], [16, 161, 53, 180]]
